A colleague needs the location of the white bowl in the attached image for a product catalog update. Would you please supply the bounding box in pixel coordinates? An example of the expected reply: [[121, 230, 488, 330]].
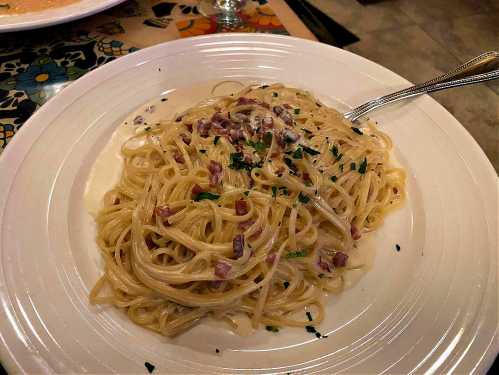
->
[[0, 33, 496, 374]]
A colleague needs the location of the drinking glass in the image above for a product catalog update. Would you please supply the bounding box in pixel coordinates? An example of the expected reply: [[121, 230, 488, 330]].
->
[[198, 0, 247, 27]]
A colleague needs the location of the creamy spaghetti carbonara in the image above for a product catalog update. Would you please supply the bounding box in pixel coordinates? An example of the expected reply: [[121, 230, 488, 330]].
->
[[89, 84, 405, 336]]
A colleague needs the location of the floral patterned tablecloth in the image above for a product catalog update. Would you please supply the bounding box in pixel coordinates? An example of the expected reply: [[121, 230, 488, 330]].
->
[[0, 0, 315, 150]]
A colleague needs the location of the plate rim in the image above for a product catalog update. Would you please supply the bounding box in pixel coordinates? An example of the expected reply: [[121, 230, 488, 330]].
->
[[0, 0, 126, 32], [0, 33, 496, 374]]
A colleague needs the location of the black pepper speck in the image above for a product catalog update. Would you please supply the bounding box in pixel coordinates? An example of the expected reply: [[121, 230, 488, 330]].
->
[[144, 362, 155, 373]]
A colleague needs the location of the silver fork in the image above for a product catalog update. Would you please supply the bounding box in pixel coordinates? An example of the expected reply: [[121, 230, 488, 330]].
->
[[343, 51, 499, 122]]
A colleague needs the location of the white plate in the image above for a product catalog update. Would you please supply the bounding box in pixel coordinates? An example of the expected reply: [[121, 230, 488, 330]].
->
[[0, 34, 497, 374], [0, 0, 126, 32]]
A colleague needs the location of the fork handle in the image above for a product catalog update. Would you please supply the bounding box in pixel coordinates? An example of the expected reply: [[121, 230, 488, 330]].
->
[[344, 51, 499, 122]]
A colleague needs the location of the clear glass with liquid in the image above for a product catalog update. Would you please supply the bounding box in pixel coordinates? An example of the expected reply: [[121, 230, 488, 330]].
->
[[198, 0, 247, 26]]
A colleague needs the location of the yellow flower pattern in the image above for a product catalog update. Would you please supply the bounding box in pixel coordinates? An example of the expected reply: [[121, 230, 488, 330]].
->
[[246, 5, 283, 28], [35, 73, 50, 83], [177, 17, 216, 38], [175, 4, 287, 38]]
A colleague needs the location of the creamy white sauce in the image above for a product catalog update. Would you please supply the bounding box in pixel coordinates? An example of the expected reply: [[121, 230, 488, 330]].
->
[[228, 313, 255, 336], [84, 80, 252, 217], [83, 123, 134, 217], [84, 81, 378, 318], [342, 234, 376, 289]]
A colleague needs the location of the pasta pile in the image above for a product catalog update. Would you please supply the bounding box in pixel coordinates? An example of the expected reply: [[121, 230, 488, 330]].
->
[[90, 84, 405, 336]]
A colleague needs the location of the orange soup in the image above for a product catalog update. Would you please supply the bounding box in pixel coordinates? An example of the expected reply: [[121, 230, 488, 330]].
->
[[0, 0, 79, 14]]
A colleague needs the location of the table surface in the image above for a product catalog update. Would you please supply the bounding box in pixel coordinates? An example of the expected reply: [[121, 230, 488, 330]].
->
[[0, 2, 496, 373], [0, 0, 315, 152]]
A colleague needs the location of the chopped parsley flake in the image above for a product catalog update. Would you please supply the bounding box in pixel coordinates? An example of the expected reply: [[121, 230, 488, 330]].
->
[[283, 157, 298, 174], [272, 186, 277, 198], [229, 152, 245, 170], [331, 176, 337, 182], [255, 142, 267, 152], [336, 153, 343, 161], [229, 152, 262, 171], [263, 132, 273, 146], [284, 133, 297, 144], [279, 186, 289, 195], [266, 325, 279, 332], [302, 145, 320, 156], [298, 192, 310, 204], [260, 85, 269, 89], [286, 250, 307, 258], [292, 147, 303, 159], [358, 158, 368, 174], [331, 145, 339, 158], [144, 362, 155, 373], [294, 108, 301, 115], [214, 136, 220, 145], [253, 141, 267, 152], [194, 192, 220, 201], [301, 128, 312, 134], [352, 127, 363, 135], [199, 149, 207, 154], [244, 191, 250, 196], [283, 281, 290, 289], [396, 244, 401, 251], [272, 92, 278, 97], [339, 164, 344, 172], [144, 126, 152, 131], [215, 348, 220, 353], [305, 324, 327, 338], [350, 162, 356, 171], [306, 312, 313, 321]]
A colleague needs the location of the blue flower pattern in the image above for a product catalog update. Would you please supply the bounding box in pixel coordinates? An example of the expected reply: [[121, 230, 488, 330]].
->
[[0, 33, 139, 150], [16, 58, 68, 99]]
